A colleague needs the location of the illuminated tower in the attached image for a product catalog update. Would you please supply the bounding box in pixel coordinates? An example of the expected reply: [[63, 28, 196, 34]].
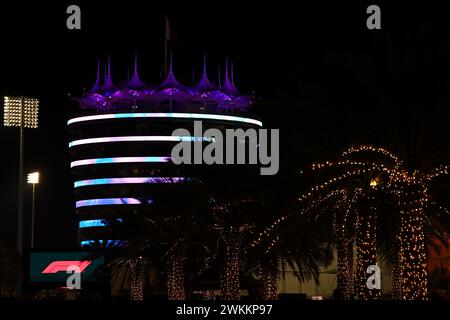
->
[[68, 54, 262, 247]]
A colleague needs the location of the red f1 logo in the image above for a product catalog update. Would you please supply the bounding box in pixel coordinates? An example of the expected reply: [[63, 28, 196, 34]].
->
[[42, 260, 92, 274]]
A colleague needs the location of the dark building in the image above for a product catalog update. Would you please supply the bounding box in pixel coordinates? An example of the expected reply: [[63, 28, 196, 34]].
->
[[68, 54, 263, 247]]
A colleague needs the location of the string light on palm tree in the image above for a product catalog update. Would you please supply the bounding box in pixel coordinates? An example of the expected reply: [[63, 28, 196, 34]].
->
[[130, 256, 145, 300], [167, 250, 185, 300], [253, 145, 449, 300]]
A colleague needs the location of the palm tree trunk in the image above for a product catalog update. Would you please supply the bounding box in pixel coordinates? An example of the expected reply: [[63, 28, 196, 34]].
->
[[334, 205, 354, 300], [355, 207, 380, 300], [397, 204, 428, 300], [167, 254, 185, 300], [130, 259, 144, 300], [260, 258, 279, 300], [335, 211, 353, 299], [391, 257, 402, 299], [336, 238, 355, 299], [345, 240, 355, 299], [221, 229, 241, 300]]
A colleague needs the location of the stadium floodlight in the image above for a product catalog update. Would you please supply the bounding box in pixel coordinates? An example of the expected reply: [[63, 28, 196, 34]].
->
[[4, 96, 39, 128], [3, 96, 39, 255], [27, 171, 40, 184]]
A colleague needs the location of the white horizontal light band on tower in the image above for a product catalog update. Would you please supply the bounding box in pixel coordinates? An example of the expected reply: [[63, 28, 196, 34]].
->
[[74, 177, 186, 188], [69, 136, 213, 148], [70, 156, 171, 168], [75, 198, 148, 208], [67, 112, 263, 127]]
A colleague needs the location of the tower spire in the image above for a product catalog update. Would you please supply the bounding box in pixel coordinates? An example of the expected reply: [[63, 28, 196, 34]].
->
[[127, 52, 145, 88], [195, 54, 213, 92], [159, 50, 183, 88], [102, 55, 116, 93], [223, 57, 236, 94]]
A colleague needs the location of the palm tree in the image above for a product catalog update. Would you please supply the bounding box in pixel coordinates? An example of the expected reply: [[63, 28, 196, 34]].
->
[[255, 144, 449, 300], [345, 145, 450, 300], [110, 256, 147, 300], [210, 198, 255, 300], [258, 255, 279, 300], [161, 213, 213, 300], [106, 210, 173, 300], [165, 246, 185, 300], [254, 186, 377, 300], [309, 145, 450, 300], [219, 225, 243, 300]]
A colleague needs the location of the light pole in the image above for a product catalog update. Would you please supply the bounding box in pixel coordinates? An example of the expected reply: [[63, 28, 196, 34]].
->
[[3, 96, 39, 255], [27, 171, 39, 249]]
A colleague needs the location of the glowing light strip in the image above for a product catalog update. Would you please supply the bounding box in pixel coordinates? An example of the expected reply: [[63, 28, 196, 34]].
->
[[74, 177, 186, 188], [76, 198, 150, 208], [71, 156, 170, 168], [79, 219, 107, 228], [67, 112, 263, 127], [79, 218, 124, 228], [69, 136, 213, 148], [80, 240, 128, 247]]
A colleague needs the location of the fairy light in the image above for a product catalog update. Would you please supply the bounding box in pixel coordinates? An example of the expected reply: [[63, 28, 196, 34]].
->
[[425, 165, 450, 180], [221, 227, 241, 300], [337, 146, 446, 299], [354, 203, 380, 300], [260, 258, 279, 300], [167, 253, 185, 300], [253, 144, 449, 300], [341, 145, 403, 169], [130, 257, 144, 300], [392, 254, 402, 300], [395, 184, 429, 300], [334, 192, 351, 297], [332, 189, 362, 299]]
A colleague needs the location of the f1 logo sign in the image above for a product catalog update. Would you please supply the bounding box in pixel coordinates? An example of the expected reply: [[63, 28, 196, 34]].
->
[[42, 260, 92, 290], [42, 260, 92, 274]]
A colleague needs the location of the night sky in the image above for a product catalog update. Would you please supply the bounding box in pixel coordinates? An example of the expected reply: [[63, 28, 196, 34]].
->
[[0, 3, 449, 249]]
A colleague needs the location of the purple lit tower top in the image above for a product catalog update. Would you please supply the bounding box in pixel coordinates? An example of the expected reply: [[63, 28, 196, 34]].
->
[[78, 53, 254, 114]]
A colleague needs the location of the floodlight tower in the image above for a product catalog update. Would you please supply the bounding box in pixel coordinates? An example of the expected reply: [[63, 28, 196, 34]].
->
[[3, 96, 39, 255]]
